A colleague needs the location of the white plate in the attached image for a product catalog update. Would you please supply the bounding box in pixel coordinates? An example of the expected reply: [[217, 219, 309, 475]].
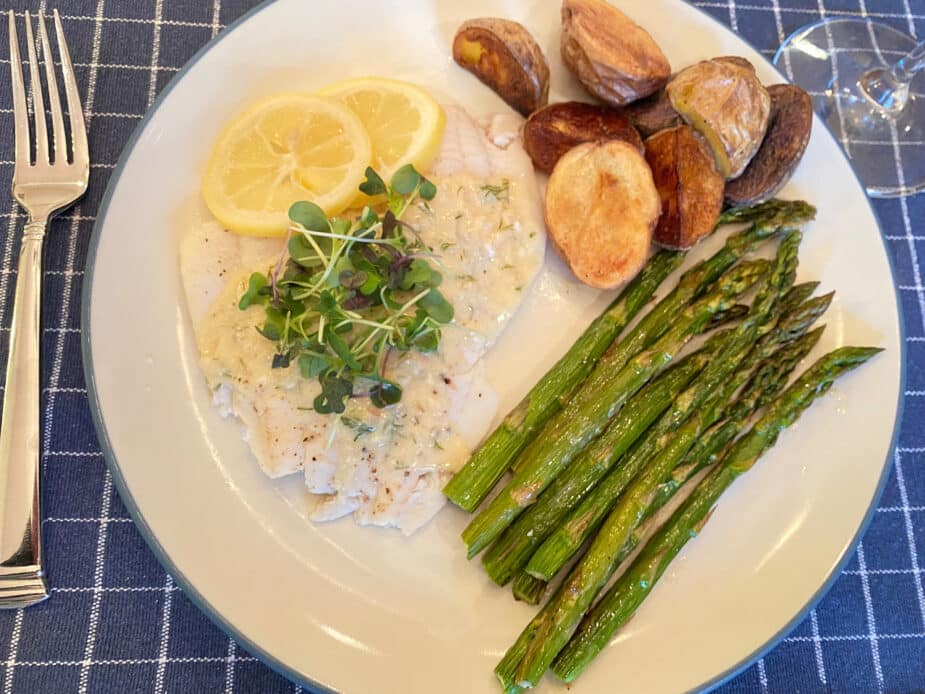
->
[[82, 1, 904, 692]]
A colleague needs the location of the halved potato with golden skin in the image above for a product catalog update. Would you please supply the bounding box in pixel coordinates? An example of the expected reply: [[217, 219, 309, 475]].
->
[[667, 59, 771, 179], [453, 18, 550, 116], [523, 101, 643, 174], [544, 140, 660, 289], [645, 125, 725, 249], [560, 0, 671, 107]]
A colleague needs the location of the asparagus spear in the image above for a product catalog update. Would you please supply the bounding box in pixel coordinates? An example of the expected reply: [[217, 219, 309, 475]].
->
[[496, 622, 537, 694], [507, 234, 803, 686], [551, 346, 883, 682], [496, 282, 808, 664], [443, 251, 684, 511], [444, 201, 814, 512], [482, 334, 728, 586], [516, 318, 822, 589], [512, 572, 546, 605], [716, 198, 813, 226], [513, 373, 752, 685], [645, 294, 833, 524], [524, 235, 805, 581], [588, 325, 827, 611], [650, 324, 826, 514], [505, 305, 747, 478], [460, 259, 769, 558]]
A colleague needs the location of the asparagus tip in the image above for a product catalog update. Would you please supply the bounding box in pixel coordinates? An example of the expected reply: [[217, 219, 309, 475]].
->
[[839, 345, 885, 362], [861, 346, 885, 358], [815, 291, 836, 309], [804, 324, 826, 344]]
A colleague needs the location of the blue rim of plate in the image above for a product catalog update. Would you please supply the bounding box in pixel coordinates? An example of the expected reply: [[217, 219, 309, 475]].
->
[[78, 2, 908, 693]]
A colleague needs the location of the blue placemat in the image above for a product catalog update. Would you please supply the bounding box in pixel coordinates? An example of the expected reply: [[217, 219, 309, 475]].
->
[[0, 1, 921, 692]]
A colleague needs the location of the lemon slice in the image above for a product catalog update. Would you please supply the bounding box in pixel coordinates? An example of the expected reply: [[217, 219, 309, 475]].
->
[[202, 93, 372, 237], [317, 77, 445, 188]]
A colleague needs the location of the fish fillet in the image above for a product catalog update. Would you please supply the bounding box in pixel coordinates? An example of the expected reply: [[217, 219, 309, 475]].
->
[[179, 104, 545, 534]]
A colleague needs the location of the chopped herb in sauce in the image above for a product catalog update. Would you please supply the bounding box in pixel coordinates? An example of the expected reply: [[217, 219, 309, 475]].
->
[[341, 416, 376, 441], [480, 179, 511, 203]]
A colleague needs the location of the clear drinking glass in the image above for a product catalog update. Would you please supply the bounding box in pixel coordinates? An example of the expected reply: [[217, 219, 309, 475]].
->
[[774, 19, 925, 197]]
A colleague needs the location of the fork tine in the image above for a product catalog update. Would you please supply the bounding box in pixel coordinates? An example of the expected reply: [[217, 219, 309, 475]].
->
[[52, 10, 87, 167], [7, 11, 31, 166], [23, 12, 48, 164], [37, 11, 66, 164]]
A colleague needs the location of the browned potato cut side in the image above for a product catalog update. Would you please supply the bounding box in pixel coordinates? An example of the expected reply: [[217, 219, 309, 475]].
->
[[523, 101, 643, 174], [453, 18, 550, 116], [624, 89, 681, 138], [560, 0, 671, 107], [645, 126, 725, 249], [544, 140, 660, 289], [667, 59, 771, 179], [645, 129, 681, 248], [725, 84, 813, 205]]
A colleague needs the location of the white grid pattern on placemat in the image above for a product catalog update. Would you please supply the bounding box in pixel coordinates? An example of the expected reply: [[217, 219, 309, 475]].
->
[[0, 1, 919, 693]]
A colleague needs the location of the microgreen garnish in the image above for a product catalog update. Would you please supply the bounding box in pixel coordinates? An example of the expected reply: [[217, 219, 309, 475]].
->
[[240, 165, 451, 415]]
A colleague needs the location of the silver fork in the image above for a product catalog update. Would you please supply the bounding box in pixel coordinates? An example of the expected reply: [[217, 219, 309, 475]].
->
[[0, 9, 89, 608]]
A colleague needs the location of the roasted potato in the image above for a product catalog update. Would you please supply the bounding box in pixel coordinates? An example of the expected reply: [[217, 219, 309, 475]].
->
[[666, 59, 771, 179], [624, 89, 681, 138], [453, 18, 550, 116], [725, 84, 813, 205], [523, 101, 643, 174], [645, 125, 725, 249], [560, 0, 671, 107], [544, 140, 660, 289]]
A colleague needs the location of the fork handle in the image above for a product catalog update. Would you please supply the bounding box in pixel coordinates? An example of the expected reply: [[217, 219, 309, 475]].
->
[[0, 218, 49, 608]]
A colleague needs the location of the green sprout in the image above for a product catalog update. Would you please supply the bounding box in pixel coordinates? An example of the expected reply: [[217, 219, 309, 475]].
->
[[239, 165, 451, 415]]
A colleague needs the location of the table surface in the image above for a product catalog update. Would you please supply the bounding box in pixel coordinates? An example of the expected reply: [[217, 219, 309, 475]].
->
[[0, 1, 922, 692]]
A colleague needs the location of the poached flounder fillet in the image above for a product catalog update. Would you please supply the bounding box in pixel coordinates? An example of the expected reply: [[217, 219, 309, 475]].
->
[[179, 105, 545, 534]]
